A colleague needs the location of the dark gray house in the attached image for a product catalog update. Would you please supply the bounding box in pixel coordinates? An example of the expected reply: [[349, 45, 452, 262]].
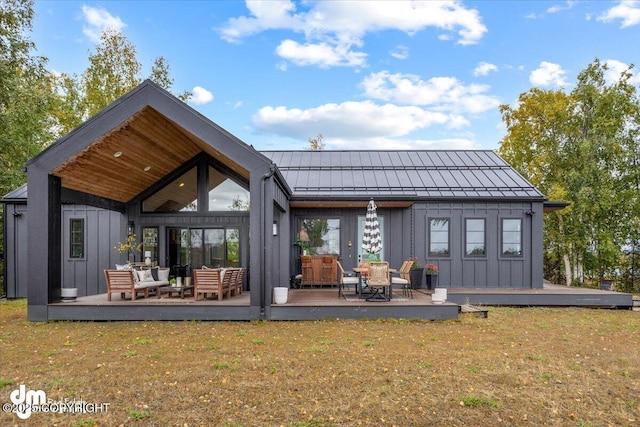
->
[[3, 80, 582, 322]]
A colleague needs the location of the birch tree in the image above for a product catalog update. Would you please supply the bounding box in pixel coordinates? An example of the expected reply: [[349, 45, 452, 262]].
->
[[499, 59, 640, 288]]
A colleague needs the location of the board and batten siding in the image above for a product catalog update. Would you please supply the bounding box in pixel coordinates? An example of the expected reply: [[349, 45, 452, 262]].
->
[[62, 205, 122, 296], [3, 203, 28, 298], [413, 201, 544, 289]]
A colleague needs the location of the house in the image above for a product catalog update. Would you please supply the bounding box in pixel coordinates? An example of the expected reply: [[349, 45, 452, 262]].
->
[[3, 80, 630, 321]]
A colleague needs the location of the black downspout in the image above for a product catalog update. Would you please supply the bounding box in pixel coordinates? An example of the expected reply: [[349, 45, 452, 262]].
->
[[260, 164, 277, 319]]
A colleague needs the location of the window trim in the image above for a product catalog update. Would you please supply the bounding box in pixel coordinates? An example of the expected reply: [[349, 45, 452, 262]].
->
[[69, 218, 85, 259], [501, 218, 523, 257], [464, 218, 486, 257], [427, 217, 450, 257]]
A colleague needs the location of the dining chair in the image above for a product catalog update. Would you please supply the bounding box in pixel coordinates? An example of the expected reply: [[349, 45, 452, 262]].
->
[[366, 261, 391, 301], [391, 260, 413, 298], [337, 261, 360, 298]]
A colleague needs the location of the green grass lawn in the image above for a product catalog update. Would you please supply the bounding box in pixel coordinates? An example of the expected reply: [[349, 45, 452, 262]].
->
[[1, 299, 638, 426]]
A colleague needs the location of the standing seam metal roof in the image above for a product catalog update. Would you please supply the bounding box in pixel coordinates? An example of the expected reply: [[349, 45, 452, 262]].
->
[[261, 150, 545, 200]]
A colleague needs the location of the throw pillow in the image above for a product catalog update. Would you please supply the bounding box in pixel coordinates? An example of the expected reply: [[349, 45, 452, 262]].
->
[[150, 267, 159, 281], [136, 269, 153, 282], [158, 268, 170, 282]]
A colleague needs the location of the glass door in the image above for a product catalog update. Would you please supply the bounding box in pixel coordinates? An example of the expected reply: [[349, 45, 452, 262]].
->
[[167, 227, 241, 273]]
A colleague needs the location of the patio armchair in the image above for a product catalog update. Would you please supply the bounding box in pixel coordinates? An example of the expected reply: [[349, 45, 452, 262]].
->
[[193, 268, 229, 301], [391, 260, 413, 298], [337, 261, 360, 298], [365, 261, 391, 301], [236, 268, 245, 294]]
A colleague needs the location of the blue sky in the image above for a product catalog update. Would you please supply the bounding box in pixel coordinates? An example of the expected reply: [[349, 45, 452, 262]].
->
[[32, 1, 640, 151]]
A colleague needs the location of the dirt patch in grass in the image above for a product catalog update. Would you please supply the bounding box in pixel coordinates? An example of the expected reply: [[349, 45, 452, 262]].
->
[[1, 300, 639, 426]]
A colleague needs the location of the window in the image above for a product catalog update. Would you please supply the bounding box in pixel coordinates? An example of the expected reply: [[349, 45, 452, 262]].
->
[[168, 227, 241, 269], [142, 165, 250, 213], [502, 219, 522, 256], [208, 166, 250, 211], [465, 219, 485, 256], [297, 219, 340, 255], [428, 218, 450, 256], [143, 167, 198, 213], [69, 219, 84, 259]]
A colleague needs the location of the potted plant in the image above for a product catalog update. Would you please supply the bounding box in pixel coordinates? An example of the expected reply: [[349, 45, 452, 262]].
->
[[114, 233, 142, 262], [425, 263, 439, 290], [294, 232, 311, 255], [409, 257, 424, 289]]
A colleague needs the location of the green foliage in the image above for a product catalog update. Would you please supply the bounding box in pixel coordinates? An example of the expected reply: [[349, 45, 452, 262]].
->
[[83, 29, 142, 117], [460, 395, 498, 408], [129, 409, 151, 420], [499, 58, 640, 287], [1, 1, 57, 292], [0, 378, 15, 387]]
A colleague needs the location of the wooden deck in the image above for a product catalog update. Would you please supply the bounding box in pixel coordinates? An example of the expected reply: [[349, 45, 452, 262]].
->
[[45, 283, 634, 322]]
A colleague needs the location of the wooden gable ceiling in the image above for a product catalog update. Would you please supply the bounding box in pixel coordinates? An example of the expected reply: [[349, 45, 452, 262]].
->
[[51, 106, 249, 203]]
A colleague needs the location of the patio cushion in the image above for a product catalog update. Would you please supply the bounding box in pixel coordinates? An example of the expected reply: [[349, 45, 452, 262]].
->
[[158, 268, 170, 282], [136, 269, 154, 282]]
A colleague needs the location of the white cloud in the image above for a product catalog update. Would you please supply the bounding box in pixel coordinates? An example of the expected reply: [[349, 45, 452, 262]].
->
[[390, 45, 409, 60], [361, 71, 500, 114], [474, 61, 498, 76], [327, 136, 477, 150], [252, 101, 462, 141], [529, 62, 568, 87], [547, 1, 576, 14], [189, 86, 214, 105], [219, 0, 487, 68], [81, 5, 126, 43], [597, 1, 640, 27], [602, 59, 640, 85], [227, 100, 244, 109], [275, 39, 367, 68]]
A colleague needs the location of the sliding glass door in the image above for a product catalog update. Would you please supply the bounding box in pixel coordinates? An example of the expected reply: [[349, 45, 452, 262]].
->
[[167, 227, 241, 271]]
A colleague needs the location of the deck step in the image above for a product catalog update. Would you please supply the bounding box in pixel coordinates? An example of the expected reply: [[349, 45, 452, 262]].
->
[[459, 304, 488, 318]]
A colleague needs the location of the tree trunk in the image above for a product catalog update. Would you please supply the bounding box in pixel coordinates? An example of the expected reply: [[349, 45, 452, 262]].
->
[[563, 253, 572, 286], [558, 215, 572, 286]]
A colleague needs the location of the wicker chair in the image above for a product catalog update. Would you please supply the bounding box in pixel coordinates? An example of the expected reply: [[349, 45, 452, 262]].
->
[[366, 261, 391, 301]]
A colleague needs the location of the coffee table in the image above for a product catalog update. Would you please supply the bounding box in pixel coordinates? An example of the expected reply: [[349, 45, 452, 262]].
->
[[159, 285, 194, 299]]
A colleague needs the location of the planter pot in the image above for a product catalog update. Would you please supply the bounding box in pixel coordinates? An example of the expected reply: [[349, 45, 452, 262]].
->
[[273, 287, 289, 304], [410, 268, 424, 289], [61, 288, 78, 303], [432, 288, 447, 304], [426, 273, 438, 290]]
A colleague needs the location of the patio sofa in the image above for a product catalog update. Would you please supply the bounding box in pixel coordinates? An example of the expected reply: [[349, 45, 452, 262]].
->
[[105, 266, 171, 300]]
